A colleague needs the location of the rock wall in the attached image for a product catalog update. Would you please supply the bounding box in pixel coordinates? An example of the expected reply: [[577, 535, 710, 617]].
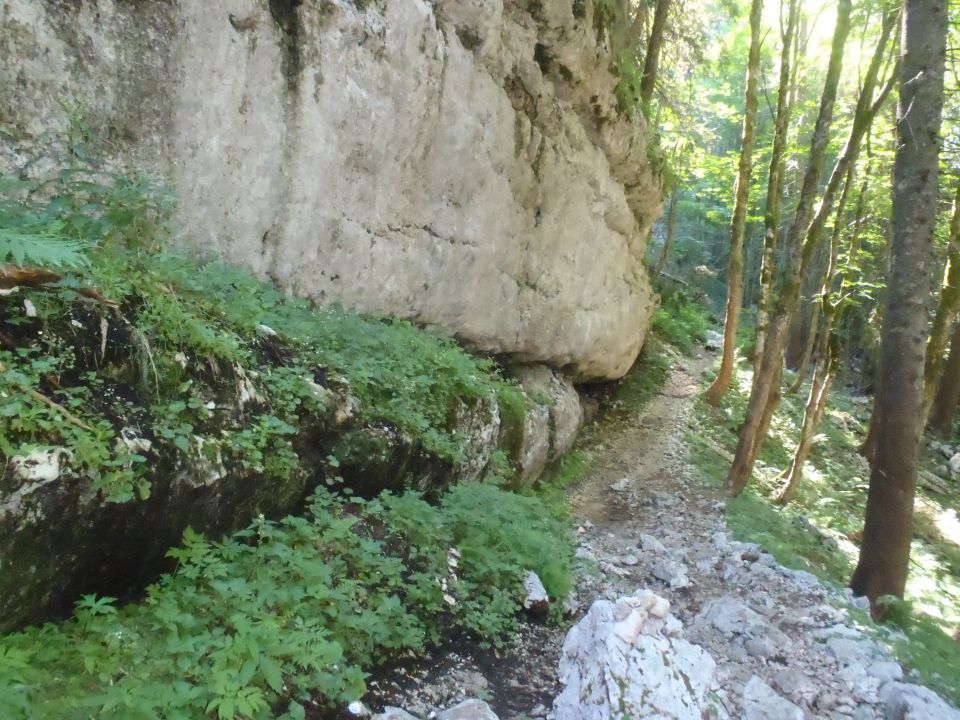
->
[[0, 0, 662, 380]]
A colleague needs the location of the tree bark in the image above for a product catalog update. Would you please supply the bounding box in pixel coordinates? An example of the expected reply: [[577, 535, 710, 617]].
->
[[930, 320, 960, 434], [920, 181, 960, 425], [655, 190, 679, 275], [704, 0, 765, 404], [786, 165, 858, 396], [755, 0, 800, 370], [639, 0, 671, 110], [786, 297, 821, 392], [725, 0, 854, 496], [850, 0, 946, 610]]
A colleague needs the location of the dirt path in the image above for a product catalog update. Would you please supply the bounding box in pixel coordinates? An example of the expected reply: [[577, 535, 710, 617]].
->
[[364, 350, 950, 720]]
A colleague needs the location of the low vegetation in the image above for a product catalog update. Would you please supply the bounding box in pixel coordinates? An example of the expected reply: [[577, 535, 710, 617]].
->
[[651, 290, 712, 356], [0, 482, 571, 718], [0, 162, 575, 716], [0, 166, 526, 504]]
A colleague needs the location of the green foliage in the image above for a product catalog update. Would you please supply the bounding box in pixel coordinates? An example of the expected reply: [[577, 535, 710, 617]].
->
[[0, 483, 571, 718], [0, 164, 525, 502], [651, 291, 712, 354], [605, 336, 672, 415]]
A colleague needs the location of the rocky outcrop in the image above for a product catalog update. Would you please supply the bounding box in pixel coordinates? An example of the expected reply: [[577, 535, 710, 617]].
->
[[509, 364, 583, 482], [553, 591, 718, 720], [0, 0, 663, 380]]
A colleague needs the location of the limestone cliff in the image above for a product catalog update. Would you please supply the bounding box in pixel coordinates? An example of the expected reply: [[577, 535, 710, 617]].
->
[[1, 0, 663, 380]]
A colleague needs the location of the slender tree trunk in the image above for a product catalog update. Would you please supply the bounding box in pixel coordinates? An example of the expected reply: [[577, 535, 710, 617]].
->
[[778, 345, 836, 503], [778, 164, 856, 501], [756, 0, 800, 370], [639, 0, 671, 109], [930, 320, 960, 434], [920, 181, 960, 424], [705, 0, 764, 404], [725, 0, 853, 496], [786, 165, 857, 396], [726, 4, 898, 495], [851, 0, 946, 610], [655, 190, 679, 275], [787, 298, 821, 392]]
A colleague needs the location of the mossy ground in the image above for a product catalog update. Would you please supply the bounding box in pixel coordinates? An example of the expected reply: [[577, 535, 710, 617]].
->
[[688, 351, 960, 705]]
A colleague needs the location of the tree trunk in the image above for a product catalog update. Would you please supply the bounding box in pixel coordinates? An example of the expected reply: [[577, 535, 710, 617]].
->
[[778, 164, 856, 501], [726, 3, 898, 495], [655, 190, 679, 275], [930, 320, 960, 434], [786, 298, 821, 392], [786, 164, 857, 396], [725, 0, 853, 496], [851, 0, 946, 610], [778, 345, 836, 504], [920, 181, 960, 424], [704, 0, 764, 405], [639, 0, 671, 110], [755, 0, 800, 370]]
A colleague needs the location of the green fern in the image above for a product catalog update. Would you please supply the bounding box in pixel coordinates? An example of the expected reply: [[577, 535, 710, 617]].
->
[[0, 228, 91, 268]]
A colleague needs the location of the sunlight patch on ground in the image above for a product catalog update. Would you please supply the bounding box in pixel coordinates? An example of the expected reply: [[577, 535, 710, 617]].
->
[[935, 507, 960, 547]]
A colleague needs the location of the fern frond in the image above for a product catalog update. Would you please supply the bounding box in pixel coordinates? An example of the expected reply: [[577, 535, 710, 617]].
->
[[0, 230, 91, 269]]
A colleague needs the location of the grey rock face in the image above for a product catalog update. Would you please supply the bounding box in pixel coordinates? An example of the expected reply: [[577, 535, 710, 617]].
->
[[880, 682, 960, 720], [553, 592, 717, 720], [694, 596, 789, 646], [437, 699, 499, 720], [742, 676, 804, 720], [510, 364, 584, 481], [1, 0, 662, 380]]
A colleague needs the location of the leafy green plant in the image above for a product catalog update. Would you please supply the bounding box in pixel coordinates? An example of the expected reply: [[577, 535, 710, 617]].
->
[[0, 162, 525, 503], [0, 483, 572, 718], [652, 292, 712, 354]]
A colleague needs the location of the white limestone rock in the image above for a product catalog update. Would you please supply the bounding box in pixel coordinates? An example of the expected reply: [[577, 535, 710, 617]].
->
[[553, 591, 717, 720], [437, 699, 499, 720], [705, 330, 724, 351], [522, 571, 549, 614], [372, 709, 420, 720], [1, 0, 662, 381]]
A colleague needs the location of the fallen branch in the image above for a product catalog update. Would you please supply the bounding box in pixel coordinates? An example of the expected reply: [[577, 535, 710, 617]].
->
[[0, 264, 118, 308]]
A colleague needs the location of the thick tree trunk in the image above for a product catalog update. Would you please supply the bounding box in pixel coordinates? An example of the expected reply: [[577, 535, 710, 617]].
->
[[655, 190, 679, 275], [639, 0, 671, 109], [755, 0, 800, 370], [851, 0, 946, 610], [704, 0, 764, 404], [930, 320, 960, 434], [726, 4, 897, 495], [725, 0, 853, 496], [920, 181, 960, 424]]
